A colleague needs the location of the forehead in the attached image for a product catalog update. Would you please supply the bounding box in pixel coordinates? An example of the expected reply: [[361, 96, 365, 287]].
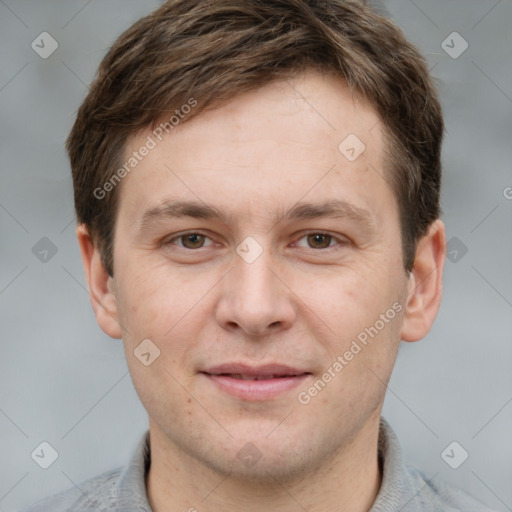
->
[[116, 70, 395, 229]]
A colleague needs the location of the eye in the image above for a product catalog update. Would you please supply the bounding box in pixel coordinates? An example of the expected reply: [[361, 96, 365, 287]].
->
[[166, 232, 214, 249], [164, 231, 347, 252], [295, 232, 346, 250]]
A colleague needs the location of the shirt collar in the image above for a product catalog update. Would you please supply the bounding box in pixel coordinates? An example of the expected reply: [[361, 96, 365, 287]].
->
[[370, 416, 412, 511], [111, 429, 152, 511]]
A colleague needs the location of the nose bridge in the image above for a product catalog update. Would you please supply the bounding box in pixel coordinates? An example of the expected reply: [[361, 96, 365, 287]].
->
[[235, 245, 276, 299], [233, 242, 280, 312], [216, 239, 295, 335]]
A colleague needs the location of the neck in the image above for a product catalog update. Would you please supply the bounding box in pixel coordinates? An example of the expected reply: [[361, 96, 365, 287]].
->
[[146, 416, 383, 512]]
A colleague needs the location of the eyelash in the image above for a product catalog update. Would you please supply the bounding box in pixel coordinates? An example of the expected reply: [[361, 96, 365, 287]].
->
[[164, 231, 348, 251]]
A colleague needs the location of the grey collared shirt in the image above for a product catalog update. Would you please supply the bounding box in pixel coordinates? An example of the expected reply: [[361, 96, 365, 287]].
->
[[20, 417, 497, 511]]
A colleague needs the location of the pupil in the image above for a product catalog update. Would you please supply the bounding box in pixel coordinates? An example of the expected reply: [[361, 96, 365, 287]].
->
[[185, 234, 203, 248], [309, 234, 330, 248]]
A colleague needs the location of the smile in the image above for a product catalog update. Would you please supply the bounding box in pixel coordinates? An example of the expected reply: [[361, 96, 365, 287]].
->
[[200, 363, 312, 400]]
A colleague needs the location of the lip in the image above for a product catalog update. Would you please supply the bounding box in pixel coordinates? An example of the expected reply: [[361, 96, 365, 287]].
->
[[200, 363, 311, 401], [204, 363, 309, 377]]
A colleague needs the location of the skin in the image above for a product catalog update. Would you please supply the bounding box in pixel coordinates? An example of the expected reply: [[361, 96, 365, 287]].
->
[[77, 70, 445, 512]]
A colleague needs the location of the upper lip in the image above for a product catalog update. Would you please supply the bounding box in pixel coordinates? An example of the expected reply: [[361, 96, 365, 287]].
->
[[202, 363, 310, 377]]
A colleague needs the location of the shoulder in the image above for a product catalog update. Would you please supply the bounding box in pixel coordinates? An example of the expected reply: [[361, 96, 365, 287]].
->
[[20, 430, 152, 511], [405, 465, 499, 512], [19, 467, 123, 512]]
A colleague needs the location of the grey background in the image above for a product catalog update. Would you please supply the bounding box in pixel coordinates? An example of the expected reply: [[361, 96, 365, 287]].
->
[[1, 0, 511, 511]]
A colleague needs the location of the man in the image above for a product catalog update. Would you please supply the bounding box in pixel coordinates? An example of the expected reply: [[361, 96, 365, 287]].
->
[[22, 0, 497, 511]]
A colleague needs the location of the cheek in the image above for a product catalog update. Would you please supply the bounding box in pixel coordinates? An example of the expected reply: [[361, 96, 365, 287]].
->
[[115, 260, 178, 330], [311, 268, 404, 361], [307, 265, 393, 321], [115, 265, 205, 369]]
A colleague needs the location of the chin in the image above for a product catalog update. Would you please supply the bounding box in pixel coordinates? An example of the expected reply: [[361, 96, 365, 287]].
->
[[193, 432, 323, 485], [212, 450, 314, 485]]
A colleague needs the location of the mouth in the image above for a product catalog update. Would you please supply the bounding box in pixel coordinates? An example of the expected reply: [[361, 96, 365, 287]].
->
[[210, 373, 298, 380], [200, 364, 312, 400]]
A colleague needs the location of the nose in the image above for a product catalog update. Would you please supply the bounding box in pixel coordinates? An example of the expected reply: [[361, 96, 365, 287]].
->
[[215, 245, 297, 337]]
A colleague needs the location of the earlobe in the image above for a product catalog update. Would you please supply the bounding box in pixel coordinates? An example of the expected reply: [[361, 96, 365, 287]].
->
[[76, 224, 123, 339], [400, 219, 446, 342]]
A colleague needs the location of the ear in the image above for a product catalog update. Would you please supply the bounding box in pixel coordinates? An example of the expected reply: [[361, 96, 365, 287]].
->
[[76, 224, 123, 339], [400, 219, 446, 342]]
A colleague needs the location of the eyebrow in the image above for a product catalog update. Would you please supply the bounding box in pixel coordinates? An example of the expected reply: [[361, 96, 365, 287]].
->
[[137, 198, 377, 232]]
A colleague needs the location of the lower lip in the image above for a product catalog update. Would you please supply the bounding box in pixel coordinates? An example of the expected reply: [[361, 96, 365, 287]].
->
[[202, 373, 310, 400]]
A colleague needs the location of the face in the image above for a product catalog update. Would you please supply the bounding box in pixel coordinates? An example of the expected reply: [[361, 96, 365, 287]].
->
[[85, 70, 438, 482]]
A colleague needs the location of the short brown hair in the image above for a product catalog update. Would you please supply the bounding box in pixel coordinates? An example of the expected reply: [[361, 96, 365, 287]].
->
[[67, 0, 443, 276]]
